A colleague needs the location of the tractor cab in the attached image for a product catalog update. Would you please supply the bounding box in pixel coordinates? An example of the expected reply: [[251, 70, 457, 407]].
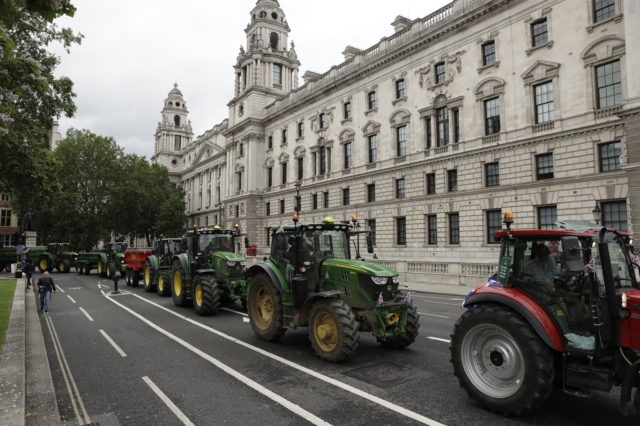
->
[[186, 225, 248, 280], [105, 242, 127, 256], [157, 238, 182, 258]]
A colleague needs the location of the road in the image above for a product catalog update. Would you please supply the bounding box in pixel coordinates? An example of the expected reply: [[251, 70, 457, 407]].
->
[[24, 270, 628, 426]]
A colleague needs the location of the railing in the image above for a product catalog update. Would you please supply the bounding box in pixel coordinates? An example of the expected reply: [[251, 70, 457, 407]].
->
[[361, 44, 380, 60], [596, 105, 623, 119], [533, 121, 554, 133], [369, 260, 397, 269], [482, 134, 500, 144], [435, 145, 448, 154], [461, 263, 497, 277], [423, 2, 454, 29], [389, 28, 411, 47], [408, 262, 449, 274], [335, 60, 352, 74]]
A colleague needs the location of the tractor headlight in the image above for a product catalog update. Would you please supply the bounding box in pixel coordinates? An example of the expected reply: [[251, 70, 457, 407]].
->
[[240, 261, 246, 266], [227, 261, 236, 267], [371, 276, 388, 285], [392, 276, 399, 284], [622, 292, 628, 308]]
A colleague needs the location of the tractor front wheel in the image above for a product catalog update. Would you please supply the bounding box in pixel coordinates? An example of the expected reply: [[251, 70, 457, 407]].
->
[[97, 260, 106, 277], [106, 261, 117, 279], [157, 270, 171, 297], [193, 275, 221, 316], [143, 261, 156, 293], [308, 299, 359, 363], [38, 257, 50, 273], [77, 263, 83, 275], [171, 262, 190, 307], [58, 259, 71, 273], [450, 304, 554, 416], [247, 274, 285, 342], [379, 305, 420, 349]]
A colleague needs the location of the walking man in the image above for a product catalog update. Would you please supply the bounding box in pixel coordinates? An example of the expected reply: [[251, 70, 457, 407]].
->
[[37, 271, 56, 313]]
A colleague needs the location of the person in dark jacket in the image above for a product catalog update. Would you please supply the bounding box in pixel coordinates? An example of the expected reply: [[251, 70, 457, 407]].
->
[[37, 271, 56, 313]]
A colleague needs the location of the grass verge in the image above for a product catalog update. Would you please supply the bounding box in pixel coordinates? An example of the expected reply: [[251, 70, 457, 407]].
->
[[0, 280, 18, 357]]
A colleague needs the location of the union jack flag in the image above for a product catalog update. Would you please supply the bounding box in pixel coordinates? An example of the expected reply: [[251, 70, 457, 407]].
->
[[461, 288, 476, 309], [276, 226, 285, 234], [404, 292, 411, 302], [486, 279, 502, 288], [378, 293, 384, 305], [585, 257, 596, 273], [633, 255, 640, 269]]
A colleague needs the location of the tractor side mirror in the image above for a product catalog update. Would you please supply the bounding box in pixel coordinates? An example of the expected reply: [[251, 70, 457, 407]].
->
[[366, 233, 374, 254], [561, 236, 585, 272], [245, 236, 250, 249]]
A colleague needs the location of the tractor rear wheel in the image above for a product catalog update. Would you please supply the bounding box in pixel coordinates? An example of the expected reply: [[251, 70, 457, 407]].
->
[[97, 260, 106, 277], [84, 263, 91, 275], [171, 262, 190, 307], [379, 305, 420, 349], [157, 270, 171, 297], [143, 261, 156, 293], [308, 299, 359, 363], [38, 257, 50, 273], [131, 269, 140, 287], [193, 275, 221, 316], [450, 304, 554, 416], [58, 259, 71, 273], [77, 263, 83, 275], [125, 268, 131, 286], [247, 273, 286, 342]]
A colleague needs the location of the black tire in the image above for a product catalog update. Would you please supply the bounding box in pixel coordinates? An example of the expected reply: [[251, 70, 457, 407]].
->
[[3, 263, 10, 272], [38, 256, 50, 273], [157, 270, 171, 297], [106, 260, 116, 279], [632, 388, 640, 426], [131, 269, 140, 287], [77, 263, 83, 275], [97, 259, 107, 277], [125, 269, 132, 286], [450, 304, 555, 416], [84, 263, 91, 275], [308, 299, 359, 362], [379, 304, 420, 349], [171, 261, 190, 307], [247, 273, 286, 342], [143, 260, 156, 293], [58, 259, 71, 274], [193, 274, 221, 316]]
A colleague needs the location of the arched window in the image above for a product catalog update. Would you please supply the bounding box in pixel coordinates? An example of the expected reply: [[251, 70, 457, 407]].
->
[[174, 115, 180, 127], [270, 32, 278, 50]]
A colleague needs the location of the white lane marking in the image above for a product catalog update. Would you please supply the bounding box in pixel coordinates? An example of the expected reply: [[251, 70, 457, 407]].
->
[[100, 290, 105, 295], [97, 284, 110, 289], [418, 312, 450, 319], [79, 307, 94, 322], [418, 300, 461, 307], [45, 316, 92, 425], [127, 294, 446, 426], [56, 286, 65, 293], [221, 307, 248, 317], [67, 296, 77, 304], [142, 376, 195, 426], [100, 330, 127, 357], [68, 287, 83, 290], [243, 317, 250, 323], [106, 296, 332, 426], [427, 337, 451, 343], [413, 296, 464, 302]]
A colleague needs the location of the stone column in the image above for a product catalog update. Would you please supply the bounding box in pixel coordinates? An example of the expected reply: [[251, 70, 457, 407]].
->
[[448, 108, 455, 145], [430, 113, 438, 148]]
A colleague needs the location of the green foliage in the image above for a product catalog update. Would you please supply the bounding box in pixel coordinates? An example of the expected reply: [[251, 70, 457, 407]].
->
[[0, 280, 17, 357]]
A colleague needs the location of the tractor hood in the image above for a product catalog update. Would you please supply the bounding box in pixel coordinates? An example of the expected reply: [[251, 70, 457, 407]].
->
[[212, 252, 245, 262], [321, 259, 398, 277]]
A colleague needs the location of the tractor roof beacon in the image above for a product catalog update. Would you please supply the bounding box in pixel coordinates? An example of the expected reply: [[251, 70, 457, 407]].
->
[[245, 214, 420, 363], [451, 211, 640, 421]]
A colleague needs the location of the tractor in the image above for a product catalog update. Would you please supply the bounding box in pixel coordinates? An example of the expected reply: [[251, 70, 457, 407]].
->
[[170, 225, 249, 315], [140, 236, 184, 295], [245, 216, 420, 363], [38, 243, 78, 273], [77, 242, 127, 278], [451, 212, 640, 422]]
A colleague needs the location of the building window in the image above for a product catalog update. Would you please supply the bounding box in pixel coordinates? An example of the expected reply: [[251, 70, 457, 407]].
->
[[342, 188, 350, 206], [486, 163, 500, 187], [368, 134, 378, 163], [396, 179, 405, 199], [600, 142, 622, 172], [295, 196, 301, 212], [435, 62, 446, 84], [532, 19, 548, 47], [427, 173, 436, 195], [174, 135, 181, 150], [426, 118, 432, 149], [396, 126, 407, 157], [235, 205, 240, 218], [273, 64, 282, 86], [297, 158, 304, 181], [453, 109, 460, 143], [319, 147, 326, 174], [0, 210, 11, 227], [436, 107, 449, 147], [368, 92, 376, 110], [427, 215, 438, 245], [267, 168, 273, 188], [237, 172, 242, 191], [448, 170, 457, 192], [298, 122, 304, 138], [239, 143, 244, 156], [367, 184, 375, 203], [319, 113, 326, 129], [602, 201, 628, 231], [281, 162, 287, 184], [487, 210, 502, 243], [344, 102, 351, 119], [312, 194, 318, 210], [323, 191, 329, 208], [397, 218, 407, 245], [449, 213, 460, 244], [538, 206, 557, 230], [343, 143, 352, 169], [396, 80, 405, 99], [279, 199, 285, 214], [534, 82, 555, 124], [217, 186, 220, 203], [282, 129, 288, 144], [266, 202, 270, 216], [483, 41, 496, 66], [0, 194, 9, 201], [266, 228, 271, 247], [536, 154, 554, 180], [268, 136, 273, 149], [594, 0, 615, 23], [485, 98, 500, 135], [596, 61, 622, 109], [368, 220, 377, 245]]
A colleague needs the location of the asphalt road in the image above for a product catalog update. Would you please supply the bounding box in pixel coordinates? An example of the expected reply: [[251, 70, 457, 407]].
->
[[17, 270, 630, 426]]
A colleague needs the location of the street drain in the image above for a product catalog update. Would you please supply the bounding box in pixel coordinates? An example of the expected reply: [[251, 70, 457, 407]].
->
[[342, 362, 430, 389]]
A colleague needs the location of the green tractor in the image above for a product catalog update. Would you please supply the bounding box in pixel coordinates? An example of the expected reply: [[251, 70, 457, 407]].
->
[[245, 216, 420, 363], [171, 225, 249, 315], [38, 243, 78, 273], [139, 237, 184, 295], [102, 242, 127, 279]]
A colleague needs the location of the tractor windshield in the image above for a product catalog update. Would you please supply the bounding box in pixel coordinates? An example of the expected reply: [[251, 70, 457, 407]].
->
[[199, 234, 233, 254], [164, 241, 181, 255], [592, 232, 637, 291], [301, 228, 350, 262]]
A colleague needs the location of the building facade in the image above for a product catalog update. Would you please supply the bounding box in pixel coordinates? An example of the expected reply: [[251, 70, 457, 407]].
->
[[152, 0, 640, 286]]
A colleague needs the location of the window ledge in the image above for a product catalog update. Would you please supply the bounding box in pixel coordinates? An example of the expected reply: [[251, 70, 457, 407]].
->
[[366, 162, 378, 170], [392, 96, 408, 106], [586, 13, 623, 33], [595, 105, 623, 119], [480, 244, 500, 248], [364, 108, 378, 117], [444, 244, 461, 248], [340, 117, 353, 125], [342, 168, 352, 175], [237, 154, 245, 159], [477, 61, 501, 75], [280, 143, 288, 147], [266, 148, 273, 153], [394, 155, 407, 164], [526, 40, 554, 56], [392, 245, 407, 248], [295, 136, 304, 143]]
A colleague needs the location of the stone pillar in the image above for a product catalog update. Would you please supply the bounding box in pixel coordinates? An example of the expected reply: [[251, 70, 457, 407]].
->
[[25, 231, 37, 247]]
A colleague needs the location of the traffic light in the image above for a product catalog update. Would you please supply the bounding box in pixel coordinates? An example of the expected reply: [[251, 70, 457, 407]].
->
[[21, 232, 26, 245]]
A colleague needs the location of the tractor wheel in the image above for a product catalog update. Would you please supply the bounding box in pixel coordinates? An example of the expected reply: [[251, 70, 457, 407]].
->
[[84, 263, 91, 275], [58, 259, 71, 274], [143, 260, 156, 293], [247, 273, 286, 342], [77, 263, 83, 275], [157, 270, 171, 297], [632, 388, 640, 426], [131, 269, 140, 287], [193, 275, 221, 316], [450, 304, 554, 416], [379, 304, 420, 349], [171, 261, 190, 307], [308, 299, 360, 363], [97, 260, 106, 277], [3, 263, 10, 272], [38, 257, 50, 273], [106, 261, 116, 279], [125, 269, 132, 286]]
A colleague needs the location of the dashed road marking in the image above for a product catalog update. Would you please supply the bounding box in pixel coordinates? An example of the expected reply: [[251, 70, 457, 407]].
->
[[418, 312, 450, 319], [427, 337, 451, 343], [100, 330, 127, 357], [142, 376, 195, 426], [221, 307, 248, 317], [79, 307, 94, 322], [67, 296, 77, 304]]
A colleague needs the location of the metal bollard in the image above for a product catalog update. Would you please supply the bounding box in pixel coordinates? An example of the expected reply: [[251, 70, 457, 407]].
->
[[111, 274, 121, 295]]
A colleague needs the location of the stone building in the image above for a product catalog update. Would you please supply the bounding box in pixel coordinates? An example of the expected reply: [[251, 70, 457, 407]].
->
[[152, 0, 639, 286]]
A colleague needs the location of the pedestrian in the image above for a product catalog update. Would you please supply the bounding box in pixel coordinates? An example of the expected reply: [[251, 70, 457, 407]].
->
[[37, 271, 56, 313], [373, 253, 378, 259], [24, 260, 34, 289]]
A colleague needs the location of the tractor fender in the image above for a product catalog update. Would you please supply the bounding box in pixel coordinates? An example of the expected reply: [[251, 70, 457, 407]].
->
[[465, 293, 565, 352], [98, 253, 107, 265], [297, 290, 344, 327], [195, 268, 216, 276], [246, 264, 284, 295], [148, 255, 160, 271]]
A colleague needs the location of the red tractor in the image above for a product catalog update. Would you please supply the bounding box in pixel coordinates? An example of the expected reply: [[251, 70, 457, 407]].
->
[[451, 212, 640, 422]]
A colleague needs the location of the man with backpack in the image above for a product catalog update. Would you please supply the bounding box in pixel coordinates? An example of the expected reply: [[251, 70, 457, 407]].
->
[[37, 271, 56, 313]]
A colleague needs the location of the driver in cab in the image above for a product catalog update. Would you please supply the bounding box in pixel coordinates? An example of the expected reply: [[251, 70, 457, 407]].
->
[[523, 244, 561, 291]]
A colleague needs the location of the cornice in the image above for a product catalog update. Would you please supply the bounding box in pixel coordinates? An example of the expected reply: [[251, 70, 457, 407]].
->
[[223, 118, 266, 138]]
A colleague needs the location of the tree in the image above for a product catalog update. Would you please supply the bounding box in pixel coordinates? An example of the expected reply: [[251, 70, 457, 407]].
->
[[155, 186, 187, 241]]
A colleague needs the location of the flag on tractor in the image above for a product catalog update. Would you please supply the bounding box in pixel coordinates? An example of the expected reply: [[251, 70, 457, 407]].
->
[[404, 292, 411, 302], [276, 226, 285, 234], [378, 293, 384, 305], [585, 257, 596, 273]]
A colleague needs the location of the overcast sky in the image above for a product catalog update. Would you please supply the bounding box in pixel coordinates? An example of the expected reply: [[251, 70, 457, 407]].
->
[[52, 0, 451, 159]]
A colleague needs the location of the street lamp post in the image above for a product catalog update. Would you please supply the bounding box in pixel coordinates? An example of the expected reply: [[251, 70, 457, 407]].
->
[[294, 182, 301, 213], [592, 202, 602, 225], [19, 139, 31, 238]]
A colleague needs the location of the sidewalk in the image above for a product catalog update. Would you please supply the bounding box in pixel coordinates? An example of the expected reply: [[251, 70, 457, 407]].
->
[[403, 281, 475, 296]]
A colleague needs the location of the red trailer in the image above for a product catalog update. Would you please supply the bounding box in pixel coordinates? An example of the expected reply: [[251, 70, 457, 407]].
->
[[123, 247, 154, 287]]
